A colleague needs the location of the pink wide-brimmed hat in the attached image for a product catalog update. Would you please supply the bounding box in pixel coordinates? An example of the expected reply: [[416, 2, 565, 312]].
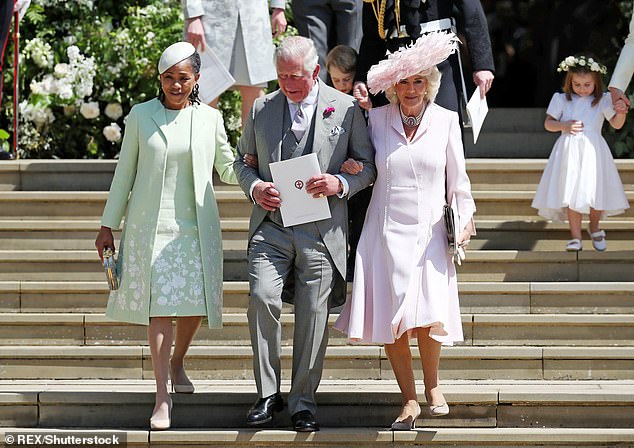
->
[[366, 32, 459, 95]]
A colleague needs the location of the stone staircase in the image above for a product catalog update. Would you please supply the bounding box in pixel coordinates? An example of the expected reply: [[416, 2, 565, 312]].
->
[[1, 159, 634, 447]]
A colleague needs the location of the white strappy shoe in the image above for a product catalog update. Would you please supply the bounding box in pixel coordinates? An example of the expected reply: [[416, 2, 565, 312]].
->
[[588, 229, 607, 252], [565, 239, 583, 252]]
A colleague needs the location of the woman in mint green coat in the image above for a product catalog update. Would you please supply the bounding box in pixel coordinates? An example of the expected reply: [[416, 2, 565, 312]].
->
[[95, 42, 237, 430]]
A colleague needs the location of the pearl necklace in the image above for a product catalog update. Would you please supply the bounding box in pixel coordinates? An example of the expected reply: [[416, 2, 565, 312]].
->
[[400, 104, 425, 127]]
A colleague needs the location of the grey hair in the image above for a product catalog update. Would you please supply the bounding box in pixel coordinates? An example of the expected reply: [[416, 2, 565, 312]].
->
[[274, 36, 319, 73], [385, 66, 442, 105]]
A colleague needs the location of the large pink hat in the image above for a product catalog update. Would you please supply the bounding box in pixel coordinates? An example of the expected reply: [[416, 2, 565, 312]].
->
[[366, 32, 459, 95]]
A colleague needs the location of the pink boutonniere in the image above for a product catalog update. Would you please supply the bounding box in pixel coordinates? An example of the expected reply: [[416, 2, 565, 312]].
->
[[323, 106, 335, 118]]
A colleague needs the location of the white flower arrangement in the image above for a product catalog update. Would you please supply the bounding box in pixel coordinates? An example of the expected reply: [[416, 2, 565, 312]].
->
[[19, 101, 55, 127], [557, 55, 607, 75], [105, 103, 123, 120], [23, 38, 54, 68], [80, 101, 100, 119], [103, 123, 122, 142]]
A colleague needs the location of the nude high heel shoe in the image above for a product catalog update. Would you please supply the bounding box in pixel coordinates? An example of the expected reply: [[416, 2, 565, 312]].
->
[[425, 390, 449, 417], [170, 360, 195, 394], [428, 402, 449, 417], [391, 403, 421, 430], [150, 396, 173, 431]]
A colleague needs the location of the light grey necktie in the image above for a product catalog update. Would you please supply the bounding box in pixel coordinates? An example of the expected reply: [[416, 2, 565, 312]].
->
[[291, 103, 308, 141]]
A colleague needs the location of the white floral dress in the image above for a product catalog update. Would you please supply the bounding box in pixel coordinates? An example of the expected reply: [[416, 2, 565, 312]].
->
[[149, 108, 206, 317]]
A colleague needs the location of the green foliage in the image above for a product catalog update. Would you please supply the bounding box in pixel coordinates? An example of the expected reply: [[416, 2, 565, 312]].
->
[[0, 129, 9, 153], [0, 0, 236, 158], [0, 0, 298, 158]]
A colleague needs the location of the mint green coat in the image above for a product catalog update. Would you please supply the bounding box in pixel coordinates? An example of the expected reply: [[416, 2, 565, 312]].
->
[[100, 98, 237, 328]]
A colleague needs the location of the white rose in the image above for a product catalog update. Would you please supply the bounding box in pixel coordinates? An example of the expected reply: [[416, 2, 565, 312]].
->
[[578, 59, 586, 66], [54, 63, 70, 78], [105, 103, 123, 120], [57, 84, 74, 100], [79, 101, 100, 119], [591, 62, 600, 72], [67, 45, 80, 61], [103, 122, 122, 142], [565, 56, 576, 65]]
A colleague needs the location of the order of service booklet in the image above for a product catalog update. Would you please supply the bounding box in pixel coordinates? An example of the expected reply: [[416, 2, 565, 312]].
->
[[197, 47, 235, 104], [269, 153, 332, 227]]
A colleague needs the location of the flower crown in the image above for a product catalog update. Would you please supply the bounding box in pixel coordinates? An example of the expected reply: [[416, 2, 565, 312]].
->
[[557, 55, 607, 75]]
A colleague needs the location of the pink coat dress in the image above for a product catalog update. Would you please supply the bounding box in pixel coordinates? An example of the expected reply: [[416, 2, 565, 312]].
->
[[334, 102, 476, 345]]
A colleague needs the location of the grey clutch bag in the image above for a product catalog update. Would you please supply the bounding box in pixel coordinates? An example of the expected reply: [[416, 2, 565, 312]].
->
[[102, 248, 119, 290]]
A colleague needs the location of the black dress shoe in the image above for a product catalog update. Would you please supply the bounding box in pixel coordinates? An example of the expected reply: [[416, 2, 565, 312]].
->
[[246, 393, 283, 426], [291, 410, 319, 432]]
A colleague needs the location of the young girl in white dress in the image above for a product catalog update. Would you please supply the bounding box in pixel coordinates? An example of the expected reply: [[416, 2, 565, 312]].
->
[[532, 55, 630, 251]]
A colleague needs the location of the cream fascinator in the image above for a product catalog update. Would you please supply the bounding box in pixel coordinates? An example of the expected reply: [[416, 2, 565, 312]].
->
[[366, 32, 460, 95], [158, 41, 196, 74]]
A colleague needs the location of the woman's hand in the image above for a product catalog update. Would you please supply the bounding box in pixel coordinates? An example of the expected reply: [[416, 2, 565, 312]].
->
[[563, 120, 584, 135], [271, 8, 287, 38], [340, 158, 364, 175], [95, 226, 115, 262], [185, 17, 206, 52], [353, 82, 372, 111], [243, 153, 258, 169], [457, 220, 475, 247]]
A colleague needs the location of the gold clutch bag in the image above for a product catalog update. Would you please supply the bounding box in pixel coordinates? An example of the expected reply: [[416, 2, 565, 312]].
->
[[103, 248, 119, 290]]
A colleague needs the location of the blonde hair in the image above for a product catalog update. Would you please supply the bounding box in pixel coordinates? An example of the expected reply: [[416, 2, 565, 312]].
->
[[385, 66, 442, 105]]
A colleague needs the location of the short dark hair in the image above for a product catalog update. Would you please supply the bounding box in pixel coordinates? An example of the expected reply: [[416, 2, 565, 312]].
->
[[326, 45, 357, 74], [158, 52, 202, 105]]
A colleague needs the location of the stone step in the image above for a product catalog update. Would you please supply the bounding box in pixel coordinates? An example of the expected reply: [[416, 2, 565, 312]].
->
[[465, 132, 559, 158], [0, 345, 632, 381], [474, 190, 634, 218], [1, 427, 633, 447], [3, 250, 634, 282], [0, 191, 251, 220], [2, 189, 632, 221], [0, 313, 632, 348], [3, 159, 633, 192], [0, 160, 117, 192], [2, 281, 633, 315], [4, 218, 634, 251], [466, 159, 634, 191], [471, 219, 634, 250], [1, 380, 633, 430]]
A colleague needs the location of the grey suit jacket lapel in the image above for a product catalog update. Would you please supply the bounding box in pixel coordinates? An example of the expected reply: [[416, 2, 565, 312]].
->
[[312, 80, 337, 172], [263, 91, 286, 164]]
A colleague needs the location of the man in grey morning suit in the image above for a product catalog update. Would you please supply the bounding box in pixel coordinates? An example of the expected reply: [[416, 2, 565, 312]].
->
[[233, 36, 376, 432]]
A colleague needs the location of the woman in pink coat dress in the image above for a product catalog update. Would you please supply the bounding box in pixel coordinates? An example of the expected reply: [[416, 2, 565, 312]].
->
[[334, 32, 476, 430]]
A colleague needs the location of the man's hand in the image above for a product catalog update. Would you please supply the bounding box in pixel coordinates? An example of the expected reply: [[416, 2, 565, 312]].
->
[[253, 182, 281, 211], [185, 17, 206, 51], [473, 70, 494, 99], [306, 174, 342, 198], [609, 87, 631, 109], [271, 8, 287, 38]]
